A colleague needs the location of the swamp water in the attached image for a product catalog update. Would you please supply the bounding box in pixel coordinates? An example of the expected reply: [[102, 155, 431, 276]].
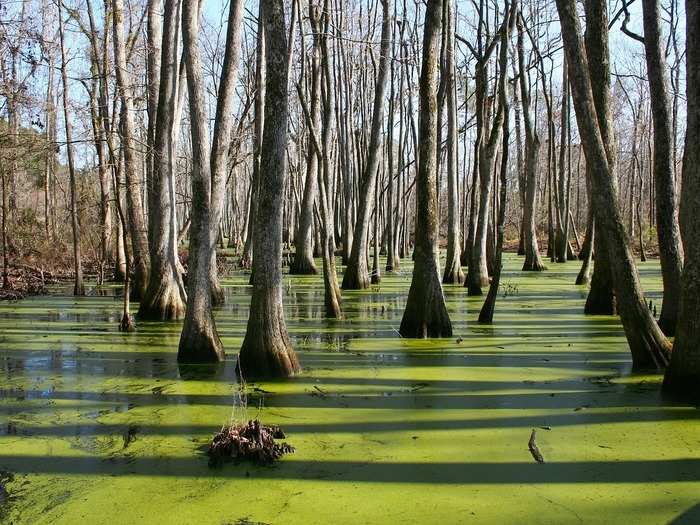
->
[[0, 253, 699, 524]]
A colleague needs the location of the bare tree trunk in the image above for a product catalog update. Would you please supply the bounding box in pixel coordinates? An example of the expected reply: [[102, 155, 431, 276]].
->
[[58, 0, 85, 296], [44, 49, 56, 242], [297, 0, 343, 318], [555, 0, 670, 369], [517, 11, 546, 273], [641, 0, 684, 335], [400, 0, 451, 338], [465, 2, 505, 293], [663, 0, 700, 395], [575, 177, 594, 285], [555, 60, 572, 262], [241, 5, 265, 270], [342, 0, 392, 290], [178, 0, 223, 362], [442, 0, 463, 284], [290, 2, 321, 276], [114, 152, 134, 331], [146, 0, 162, 197], [385, 16, 399, 273], [1, 168, 8, 289], [208, 0, 244, 307], [139, 0, 187, 320], [178, 0, 244, 361], [239, 0, 300, 378], [479, 4, 511, 323], [582, 0, 615, 315], [112, 0, 150, 299]]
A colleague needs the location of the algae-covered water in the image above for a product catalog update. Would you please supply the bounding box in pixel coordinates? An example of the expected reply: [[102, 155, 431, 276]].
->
[[1, 253, 699, 524]]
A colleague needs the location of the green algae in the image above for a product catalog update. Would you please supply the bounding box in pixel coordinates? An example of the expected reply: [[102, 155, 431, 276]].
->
[[0, 254, 699, 524]]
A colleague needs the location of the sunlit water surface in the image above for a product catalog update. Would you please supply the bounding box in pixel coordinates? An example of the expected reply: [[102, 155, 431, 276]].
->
[[1, 254, 699, 524]]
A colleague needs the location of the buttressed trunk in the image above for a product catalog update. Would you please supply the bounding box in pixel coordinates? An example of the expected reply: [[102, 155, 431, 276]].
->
[[663, 0, 700, 397], [400, 0, 452, 338], [139, 0, 187, 321], [238, 0, 300, 378], [178, 0, 244, 362]]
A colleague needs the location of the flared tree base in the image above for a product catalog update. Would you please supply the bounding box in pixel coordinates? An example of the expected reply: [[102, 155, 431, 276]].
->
[[400, 268, 452, 338], [385, 254, 400, 273], [239, 329, 300, 379], [138, 278, 186, 321], [584, 289, 616, 315], [465, 272, 489, 296], [522, 256, 547, 272], [178, 319, 225, 363], [341, 260, 370, 290], [289, 254, 318, 275], [629, 339, 670, 371], [575, 270, 591, 286], [442, 264, 465, 285]]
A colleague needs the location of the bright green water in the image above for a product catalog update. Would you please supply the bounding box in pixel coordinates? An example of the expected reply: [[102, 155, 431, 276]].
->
[[0, 254, 699, 524]]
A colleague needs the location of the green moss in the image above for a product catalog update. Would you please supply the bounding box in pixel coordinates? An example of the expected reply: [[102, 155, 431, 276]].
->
[[0, 254, 698, 524]]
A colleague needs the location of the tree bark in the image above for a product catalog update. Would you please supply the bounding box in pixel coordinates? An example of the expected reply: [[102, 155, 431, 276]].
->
[[641, 0, 684, 336], [555, 0, 670, 369], [479, 4, 511, 323], [139, 0, 187, 320], [517, 11, 546, 273], [58, 0, 85, 296], [112, 0, 150, 299], [342, 0, 392, 290], [239, 0, 300, 378], [290, 3, 322, 276], [241, 3, 265, 270], [582, 0, 615, 315], [400, 0, 451, 338], [178, 0, 244, 361], [441, 0, 463, 284], [663, 0, 700, 395], [575, 179, 594, 285]]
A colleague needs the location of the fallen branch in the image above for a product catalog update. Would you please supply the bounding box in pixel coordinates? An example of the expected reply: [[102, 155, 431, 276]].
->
[[528, 429, 545, 463]]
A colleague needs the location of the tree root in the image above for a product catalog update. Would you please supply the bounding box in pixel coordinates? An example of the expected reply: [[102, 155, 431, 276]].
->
[[208, 419, 294, 466]]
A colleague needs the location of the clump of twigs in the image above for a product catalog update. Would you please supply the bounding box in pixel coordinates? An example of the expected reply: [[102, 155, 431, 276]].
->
[[208, 419, 294, 466]]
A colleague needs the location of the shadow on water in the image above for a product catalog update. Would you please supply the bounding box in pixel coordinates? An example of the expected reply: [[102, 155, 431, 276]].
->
[[0, 454, 699, 485], [0, 254, 698, 523], [668, 503, 700, 524]]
